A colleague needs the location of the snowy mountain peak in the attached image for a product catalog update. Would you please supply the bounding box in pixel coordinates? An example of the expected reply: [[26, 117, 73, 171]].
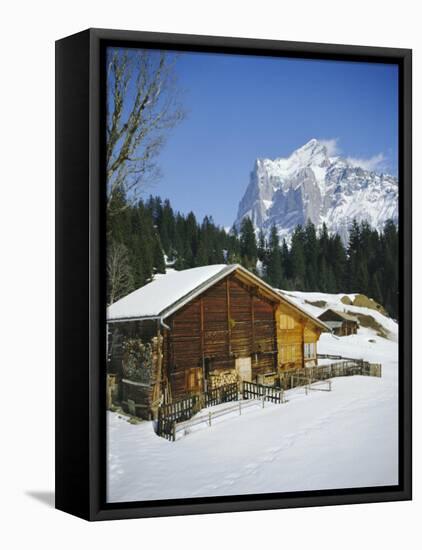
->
[[235, 140, 398, 243], [291, 138, 329, 165]]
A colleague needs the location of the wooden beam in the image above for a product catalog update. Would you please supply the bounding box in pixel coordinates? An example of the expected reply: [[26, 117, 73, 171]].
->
[[163, 331, 172, 403], [272, 303, 278, 370], [151, 319, 163, 418], [251, 294, 255, 352], [200, 297, 205, 356], [200, 296, 206, 391], [226, 278, 232, 356]]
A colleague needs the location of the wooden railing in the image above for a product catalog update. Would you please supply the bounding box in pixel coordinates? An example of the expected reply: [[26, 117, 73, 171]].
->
[[204, 382, 238, 407], [156, 394, 200, 440], [243, 381, 284, 404], [280, 360, 382, 390], [157, 381, 285, 441], [174, 399, 273, 440], [156, 383, 239, 440]]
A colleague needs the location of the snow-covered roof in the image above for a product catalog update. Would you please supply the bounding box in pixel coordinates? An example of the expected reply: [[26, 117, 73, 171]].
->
[[107, 265, 234, 321], [319, 309, 359, 323], [324, 321, 343, 329], [107, 264, 330, 331]]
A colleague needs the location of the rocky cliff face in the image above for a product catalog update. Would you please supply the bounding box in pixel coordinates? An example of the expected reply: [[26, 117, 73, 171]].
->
[[234, 139, 398, 242]]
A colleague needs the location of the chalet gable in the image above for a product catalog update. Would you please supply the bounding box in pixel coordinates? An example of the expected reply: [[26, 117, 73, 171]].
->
[[107, 264, 329, 332], [318, 309, 359, 324]]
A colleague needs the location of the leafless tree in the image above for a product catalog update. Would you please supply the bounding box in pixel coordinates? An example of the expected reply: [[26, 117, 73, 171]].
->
[[107, 240, 134, 304], [106, 48, 184, 212]]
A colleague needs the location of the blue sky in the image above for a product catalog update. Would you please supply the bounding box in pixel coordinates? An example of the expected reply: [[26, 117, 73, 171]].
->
[[121, 50, 399, 228]]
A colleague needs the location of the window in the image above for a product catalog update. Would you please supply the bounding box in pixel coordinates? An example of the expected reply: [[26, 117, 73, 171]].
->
[[280, 313, 295, 330], [304, 342, 316, 359]]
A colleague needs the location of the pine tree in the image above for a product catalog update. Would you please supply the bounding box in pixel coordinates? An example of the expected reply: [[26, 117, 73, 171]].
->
[[356, 260, 369, 294], [369, 272, 383, 304], [346, 219, 361, 291], [290, 225, 306, 288], [185, 212, 199, 268], [107, 189, 131, 243], [257, 230, 267, 262], [158, 199, 176, 258], [226, 226, 241, 264], [196, 216, 212, 266], [326, 266, 337, 293], [239, 217, 258, 272], [278, 239, 291, 289], [133, 202, 154, 286], [152, 231, 166, 274], [318, 257, 328, 292], [380, 220, 398, 318], [264, 226, 283, 288], [304, 220, 318, 290], [317, 222, 330, 290]]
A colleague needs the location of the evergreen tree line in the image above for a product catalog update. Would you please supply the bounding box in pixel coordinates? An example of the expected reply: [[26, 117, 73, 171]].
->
[[255, 218, 398, 319], [107, 193, 398, 319], [107, 192, 240, 304]]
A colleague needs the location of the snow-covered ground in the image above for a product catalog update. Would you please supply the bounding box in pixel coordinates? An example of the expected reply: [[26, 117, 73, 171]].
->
[[107, 292, 398, 503]]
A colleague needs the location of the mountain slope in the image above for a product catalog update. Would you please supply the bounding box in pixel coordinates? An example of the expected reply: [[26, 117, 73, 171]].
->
[[235, 139, 398, 242]]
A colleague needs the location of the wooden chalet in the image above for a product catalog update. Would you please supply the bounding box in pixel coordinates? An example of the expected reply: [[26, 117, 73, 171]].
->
[[317, 309, 359, 336], [107, 264, 329, 419]]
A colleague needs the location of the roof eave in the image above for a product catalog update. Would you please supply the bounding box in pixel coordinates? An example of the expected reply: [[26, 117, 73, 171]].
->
[[233, 266, 331, 332], [159, 264, 237, 320], [107, 264, 330, 332]]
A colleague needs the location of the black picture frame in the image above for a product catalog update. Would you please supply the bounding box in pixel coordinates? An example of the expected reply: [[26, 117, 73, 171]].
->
[[55, 28, 412, 521]]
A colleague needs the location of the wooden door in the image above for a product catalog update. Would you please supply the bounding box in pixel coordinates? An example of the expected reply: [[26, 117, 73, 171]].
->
[[235, 357, 252, 382], [186, 367, 203, 393]]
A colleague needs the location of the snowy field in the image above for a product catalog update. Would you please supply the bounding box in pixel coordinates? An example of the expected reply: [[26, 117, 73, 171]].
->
[[107, 292, 398, 503]]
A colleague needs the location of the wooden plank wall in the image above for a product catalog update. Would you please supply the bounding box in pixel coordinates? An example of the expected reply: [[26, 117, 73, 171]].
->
[[251, 292, 277, 375], [276, 304, 304, 370], [167, 275, 278, 399], [276, 304, 320, 370], [169, 300, 202, 397], [203, 279, 231, 369]]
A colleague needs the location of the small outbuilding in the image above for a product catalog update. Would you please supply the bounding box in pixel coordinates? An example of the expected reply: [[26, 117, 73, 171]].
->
[[318, 309, 359, 337]]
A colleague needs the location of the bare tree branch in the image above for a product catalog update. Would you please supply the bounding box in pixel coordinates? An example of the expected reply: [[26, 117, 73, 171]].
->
[[107, 240, 134, 304], [106, 48, 185, 214]]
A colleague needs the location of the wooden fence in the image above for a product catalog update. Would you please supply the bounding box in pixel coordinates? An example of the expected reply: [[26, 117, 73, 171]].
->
[[305, 379, 332, 393], [157, 381, 284, 441], [156, 359, 382, 441], [156, 383, 239, 440], [174, 399, 273, 440], [204, 382, 238, 407], [280, 360, 381, 390], [156, 417, 176, 441], [243, 381, 284, 404]]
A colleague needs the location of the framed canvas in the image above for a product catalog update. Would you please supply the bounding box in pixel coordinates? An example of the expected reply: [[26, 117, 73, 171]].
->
[[55, 28, 412, 521]]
